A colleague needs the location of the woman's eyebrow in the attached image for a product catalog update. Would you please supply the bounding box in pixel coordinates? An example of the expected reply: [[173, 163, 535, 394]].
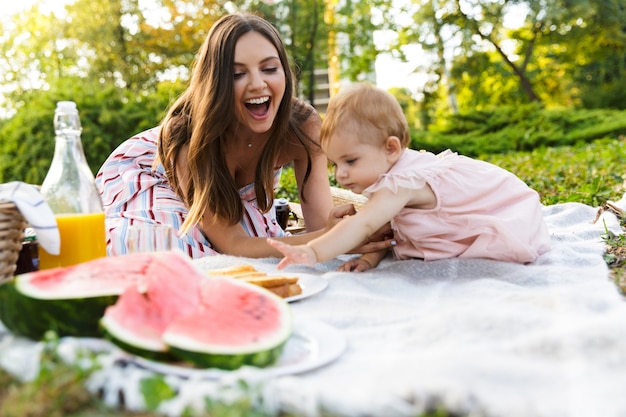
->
[[233, 56, 281, 66]]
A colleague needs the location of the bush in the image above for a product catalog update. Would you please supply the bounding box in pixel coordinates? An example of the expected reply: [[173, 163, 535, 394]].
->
[[410, 104, 626, 157], [0, 80, 185, 184]]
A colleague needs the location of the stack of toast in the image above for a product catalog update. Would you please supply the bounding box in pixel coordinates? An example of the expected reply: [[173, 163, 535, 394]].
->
[[206, 265, 302, 298]]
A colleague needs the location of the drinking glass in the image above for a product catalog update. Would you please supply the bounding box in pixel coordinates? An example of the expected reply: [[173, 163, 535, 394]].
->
[[127, 224, 173, 253]]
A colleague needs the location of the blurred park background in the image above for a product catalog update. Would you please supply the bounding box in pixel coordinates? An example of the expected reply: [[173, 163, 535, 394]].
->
[[1, 0, 625, 206]]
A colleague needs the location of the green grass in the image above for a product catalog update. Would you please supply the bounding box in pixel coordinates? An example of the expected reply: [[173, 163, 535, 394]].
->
[[483, 137, 626, 206]]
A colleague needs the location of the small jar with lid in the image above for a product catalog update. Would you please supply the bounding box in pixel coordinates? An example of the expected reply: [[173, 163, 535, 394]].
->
[[15, 228, 39, 275], [273, 198, 290, 230]]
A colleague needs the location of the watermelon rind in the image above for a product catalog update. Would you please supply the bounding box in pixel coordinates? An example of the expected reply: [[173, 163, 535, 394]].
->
[[167, 340, 288, 370], [0, 278, 118, 340], [100, 314, 174, 362]]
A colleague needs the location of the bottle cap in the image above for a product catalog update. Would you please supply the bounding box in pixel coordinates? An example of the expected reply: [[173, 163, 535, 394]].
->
[[23, 227, 37, 242], [56, 101, 77, 112]]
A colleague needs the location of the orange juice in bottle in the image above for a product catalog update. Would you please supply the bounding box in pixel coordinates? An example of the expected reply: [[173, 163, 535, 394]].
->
[[39, 212, 106, 269], [40, 101, 106, 269]]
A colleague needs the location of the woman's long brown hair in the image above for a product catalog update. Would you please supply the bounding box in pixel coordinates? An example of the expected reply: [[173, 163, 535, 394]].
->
[[158, 13, 318, 235]]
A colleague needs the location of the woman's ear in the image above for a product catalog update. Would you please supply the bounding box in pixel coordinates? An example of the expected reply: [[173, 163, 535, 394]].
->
[[384, 136, 403, 158]]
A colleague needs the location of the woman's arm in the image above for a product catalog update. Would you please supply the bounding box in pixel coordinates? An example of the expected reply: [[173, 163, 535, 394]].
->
[[289, 108, 333, 232], [199, 213, 328, 257], [201, 201, 375, 257]]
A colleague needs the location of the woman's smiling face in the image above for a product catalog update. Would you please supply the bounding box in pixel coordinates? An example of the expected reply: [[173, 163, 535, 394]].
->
[[233, 31, 286, 134]]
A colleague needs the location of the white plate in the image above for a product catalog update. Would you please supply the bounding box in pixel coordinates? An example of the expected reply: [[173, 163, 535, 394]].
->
[[284, 273, 328, 302], [128, 319, 346, 379], [194, 259, 329, 303]]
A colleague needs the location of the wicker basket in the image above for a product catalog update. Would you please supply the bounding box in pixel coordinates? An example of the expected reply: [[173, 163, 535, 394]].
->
[[330, 186, 367, 210], [0, 200, 27, 283], [284, 187, 367, 233]]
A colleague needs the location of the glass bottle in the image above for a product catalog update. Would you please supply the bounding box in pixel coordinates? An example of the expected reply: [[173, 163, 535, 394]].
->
[[39, 101, 106, 269]]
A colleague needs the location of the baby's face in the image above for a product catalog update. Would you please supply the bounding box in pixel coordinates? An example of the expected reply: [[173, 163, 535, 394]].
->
[[324, 131, 392, 194]]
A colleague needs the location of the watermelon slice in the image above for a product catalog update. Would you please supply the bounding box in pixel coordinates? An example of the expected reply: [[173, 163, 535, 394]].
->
[[102, 274, 292, 370], [163, 277, 292, 369], [100, 260, 202, 360], [0, 252, 191, 340]]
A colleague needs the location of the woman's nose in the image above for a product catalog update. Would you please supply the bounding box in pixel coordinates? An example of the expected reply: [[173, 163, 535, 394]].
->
[[249, 71, 267, 90]]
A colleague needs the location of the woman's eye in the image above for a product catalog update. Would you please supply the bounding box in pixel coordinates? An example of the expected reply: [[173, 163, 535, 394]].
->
[[234, 72, 245, 79], [263, 67, 279, 73], [346, 159, 356, 165]]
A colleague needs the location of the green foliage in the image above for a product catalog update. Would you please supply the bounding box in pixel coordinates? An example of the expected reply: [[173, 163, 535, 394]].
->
[[484, 138, 626, 207], [411, 104, 626, 157], [394, 0, 626, 115], [389, 87, 422, 130], [277, 164, 340, 203], [140, 375, 177, 411], [0, 80, 185, 184], [580, 75, 626, 110], [276, 165, 300, 202]]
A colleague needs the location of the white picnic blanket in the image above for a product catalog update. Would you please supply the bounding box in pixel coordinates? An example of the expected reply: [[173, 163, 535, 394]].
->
[[2, 196, 626, 417]]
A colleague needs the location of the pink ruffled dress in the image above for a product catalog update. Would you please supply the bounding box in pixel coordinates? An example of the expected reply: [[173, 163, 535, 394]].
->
[[363, 149, 551, 263]]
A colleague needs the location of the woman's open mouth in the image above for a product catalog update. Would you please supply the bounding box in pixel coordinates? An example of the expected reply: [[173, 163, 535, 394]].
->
[[245, 96, 271, 119]]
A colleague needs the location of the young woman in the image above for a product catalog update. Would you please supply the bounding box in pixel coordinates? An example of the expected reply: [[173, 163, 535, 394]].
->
[[269, 83, 551, 271], [97, 13, 354, 258]]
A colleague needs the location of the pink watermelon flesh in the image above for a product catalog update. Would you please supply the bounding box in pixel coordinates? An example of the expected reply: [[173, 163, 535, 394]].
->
[[20, 252, 158, 299], [141, 252, 202, 320], [166, 277, 288, 348], [102, 251, 204, 351], [104, 285, 169, 346]]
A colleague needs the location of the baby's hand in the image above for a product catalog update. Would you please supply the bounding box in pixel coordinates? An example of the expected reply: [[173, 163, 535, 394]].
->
[[267, 238, 317, 270], [337, 257, 374, 272]]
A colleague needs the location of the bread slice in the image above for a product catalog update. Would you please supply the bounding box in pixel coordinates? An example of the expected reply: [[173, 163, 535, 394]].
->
[[206, 264, 302, 299], [265, 283, 303, 298], [206, 265, 258, 276], [241, 275, 299, 287]]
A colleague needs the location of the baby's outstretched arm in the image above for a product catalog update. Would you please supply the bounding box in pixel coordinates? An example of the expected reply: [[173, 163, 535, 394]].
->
[[267, 238, 317, 269]]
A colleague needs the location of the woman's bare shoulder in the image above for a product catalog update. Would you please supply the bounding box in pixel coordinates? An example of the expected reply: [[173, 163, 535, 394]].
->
[[278, 101, 323, 164]]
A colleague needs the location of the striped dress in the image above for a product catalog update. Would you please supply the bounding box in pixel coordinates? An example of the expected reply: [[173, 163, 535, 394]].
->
[[95, 127, 287, 258]]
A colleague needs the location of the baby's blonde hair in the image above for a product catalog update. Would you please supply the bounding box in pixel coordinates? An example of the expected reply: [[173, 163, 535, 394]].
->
[[320, 82, 410, 149]]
